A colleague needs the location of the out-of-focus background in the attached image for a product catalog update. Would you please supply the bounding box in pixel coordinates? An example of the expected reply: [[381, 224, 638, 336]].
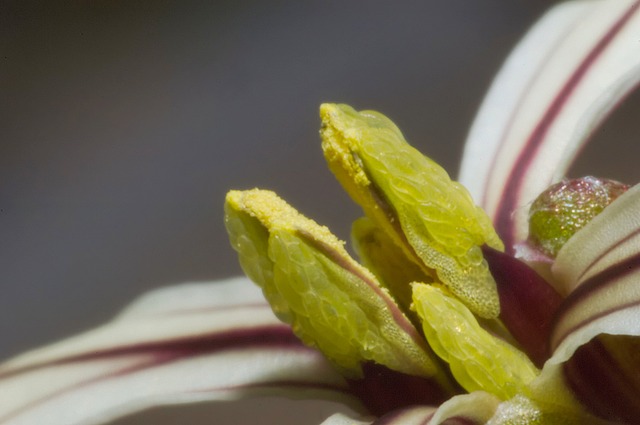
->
[[2, 1, 639, 424]]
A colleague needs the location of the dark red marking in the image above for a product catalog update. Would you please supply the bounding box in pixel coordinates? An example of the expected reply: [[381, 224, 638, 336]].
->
[[483, 246, 563, 367], [347, 362, 460, 418], [564, 336, 640, 423], [494, 2, 639, 252]]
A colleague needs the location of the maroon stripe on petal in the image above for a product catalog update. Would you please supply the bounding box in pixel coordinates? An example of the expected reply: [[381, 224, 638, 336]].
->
[[494, 2, 639, 250], [552, 298, 640, 354], [564, 336, 640, 422], [576, 226, 640, 283], [0, 324, 302, 379], [551, 252, 640, 350], [0, 325, 335, 423], [571, 249, 640, 299], [0, 353, 168, 423], [207, 379, 354, 398], [220, 379, 351, 393], [479, 17, 579, 210]]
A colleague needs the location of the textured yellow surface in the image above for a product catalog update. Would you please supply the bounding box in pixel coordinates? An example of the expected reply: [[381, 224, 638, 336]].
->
[[412, 283, 538, 401], [321, 103, 503, 318], [225, 189, 446, 381]]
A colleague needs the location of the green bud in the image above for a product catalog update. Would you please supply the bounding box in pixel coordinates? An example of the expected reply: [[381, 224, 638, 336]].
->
[[528, 176, 628, 258]]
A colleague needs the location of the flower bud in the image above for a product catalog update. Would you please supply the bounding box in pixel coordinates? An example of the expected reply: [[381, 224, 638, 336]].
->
[[528, 176, 628, 258]]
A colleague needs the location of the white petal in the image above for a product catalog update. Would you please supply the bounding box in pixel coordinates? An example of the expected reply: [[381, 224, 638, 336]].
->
[[548, 184, 640, 362], [428, 392, 500, 425], [320, 412, 374, 425], [552, 184, 640, 294], [460, 0, 640, 249], [321, 392, 499, 425], [0, 277, 359, 425]]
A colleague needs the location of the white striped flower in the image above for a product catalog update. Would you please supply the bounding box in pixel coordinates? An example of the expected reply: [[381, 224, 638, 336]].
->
[[2, 1, 640, 424]]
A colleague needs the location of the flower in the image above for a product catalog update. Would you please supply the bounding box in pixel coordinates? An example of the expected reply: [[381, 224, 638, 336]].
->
[[1, 0, 640, 424]]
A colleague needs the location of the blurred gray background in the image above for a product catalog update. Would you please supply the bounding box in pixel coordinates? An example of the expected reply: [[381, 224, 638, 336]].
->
[[2, 1, 639, 424]]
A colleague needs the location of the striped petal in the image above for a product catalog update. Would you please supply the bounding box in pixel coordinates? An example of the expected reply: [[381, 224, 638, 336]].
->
[[460, 0, 640, 251], [550, 184, 640, 358], [0, 277, 359, 425], [540, 185, 640, 422]]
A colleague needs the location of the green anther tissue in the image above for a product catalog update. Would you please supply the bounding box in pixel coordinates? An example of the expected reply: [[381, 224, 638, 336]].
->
[[225, 189, 446, 381], [412, 283, 539, 401], [351, 216, 430, 319], [321, 103, 504, 319]]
